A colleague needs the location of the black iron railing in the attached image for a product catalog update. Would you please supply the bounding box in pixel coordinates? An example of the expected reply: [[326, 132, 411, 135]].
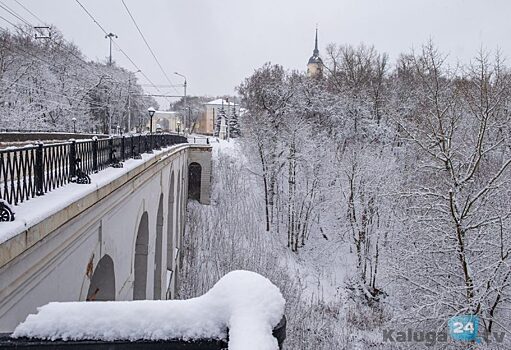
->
[[0, 134, 187, 212], [0, 316, 286, 349]]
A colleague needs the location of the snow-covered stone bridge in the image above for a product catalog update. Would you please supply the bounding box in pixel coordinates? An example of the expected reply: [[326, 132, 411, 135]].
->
[[0, 142, 212, 332]]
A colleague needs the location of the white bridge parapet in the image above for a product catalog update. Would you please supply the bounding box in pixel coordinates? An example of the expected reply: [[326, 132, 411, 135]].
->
[[0, 143, 212, 332]]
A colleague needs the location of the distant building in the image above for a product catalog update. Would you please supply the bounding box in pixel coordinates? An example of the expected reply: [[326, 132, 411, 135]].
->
[[307, 28, 323, 78], [195, 99, 240, 136]]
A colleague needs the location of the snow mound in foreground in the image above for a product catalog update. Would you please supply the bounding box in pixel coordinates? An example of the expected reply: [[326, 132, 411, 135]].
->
[[12, 270, 285, 350]]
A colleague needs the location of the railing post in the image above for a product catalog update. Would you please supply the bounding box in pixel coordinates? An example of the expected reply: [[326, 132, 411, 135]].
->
[[92, 137, 98, 173], [130, 135, 134, 158], [146, 135, 153, 154], [69, 140, 76, 180], [121, 136, 126, 161], [35, 143, 44, 196], [155, 134, 161, 150], [108, 138, 114, 165]]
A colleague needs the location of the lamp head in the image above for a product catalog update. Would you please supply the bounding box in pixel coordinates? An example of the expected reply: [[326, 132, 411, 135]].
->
[[148, 107, 156, 117]]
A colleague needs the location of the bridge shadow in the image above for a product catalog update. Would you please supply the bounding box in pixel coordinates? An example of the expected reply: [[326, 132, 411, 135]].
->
[[188, 162, 201, 201], [133, 212, 149, 300], [86, 255, 115, 301]]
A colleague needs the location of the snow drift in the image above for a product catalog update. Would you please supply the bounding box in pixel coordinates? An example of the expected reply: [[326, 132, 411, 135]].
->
[[12, 270, 285, 350]]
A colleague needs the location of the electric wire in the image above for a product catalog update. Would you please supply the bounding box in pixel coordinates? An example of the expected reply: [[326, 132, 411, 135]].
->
[[0, 4, 129, 90], [0, 24, 111, 88], [13, 0, 46, 25], [0, 0, 160, 126], [1, 78, 123, 109], [74, 0, 171, 105], [0, 12, 18, 28], [0, 0, 32, 27], [3, 0, 170, 105], [120, 0, 179, 94]]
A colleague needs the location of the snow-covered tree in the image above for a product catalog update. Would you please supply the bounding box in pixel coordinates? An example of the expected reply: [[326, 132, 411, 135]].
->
[[214, 106, 225, 137], [228, 107, 240, 138], [0, 26, 157, 133]]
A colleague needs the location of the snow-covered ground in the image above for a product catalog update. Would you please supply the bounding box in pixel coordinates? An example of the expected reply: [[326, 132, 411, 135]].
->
[[179, 140, 387, 349]]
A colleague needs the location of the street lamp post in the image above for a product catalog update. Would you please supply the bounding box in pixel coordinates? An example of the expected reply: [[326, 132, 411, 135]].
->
[[176, 120, 181, 134], [148, 107, 156, 151], [72, 117, 76, 133], [174, 72, 187, 131]]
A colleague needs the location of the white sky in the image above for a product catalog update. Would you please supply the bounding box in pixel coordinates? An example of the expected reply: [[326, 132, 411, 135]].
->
[[1, 0, 510, 100]]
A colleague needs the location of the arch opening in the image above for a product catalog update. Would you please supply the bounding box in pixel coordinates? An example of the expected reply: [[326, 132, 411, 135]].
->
[[133, 212, 149, 300], [188, 162, 202, 201], [86, 254, 115, 301], [154, 194, 164, 300]]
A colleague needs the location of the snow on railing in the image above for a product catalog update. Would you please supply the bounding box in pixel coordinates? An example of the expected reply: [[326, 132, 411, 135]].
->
[[9, 271, 285, 350]]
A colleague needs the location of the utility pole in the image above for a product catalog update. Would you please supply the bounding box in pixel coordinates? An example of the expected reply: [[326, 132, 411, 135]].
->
[[127, 75, 131, 133], [105, 33, 118, 65], [188, 106, 191, 133], [174, 72, 187, 130], [184, 80, 187, 129], [226, 98, 230, 141]]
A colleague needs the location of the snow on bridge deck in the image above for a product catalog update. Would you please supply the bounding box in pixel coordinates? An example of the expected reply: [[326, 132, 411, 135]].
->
[[0, 143, 207, 268]]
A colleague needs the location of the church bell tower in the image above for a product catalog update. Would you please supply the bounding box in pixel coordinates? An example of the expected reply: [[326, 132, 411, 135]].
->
[[307, 28, 323, 78]]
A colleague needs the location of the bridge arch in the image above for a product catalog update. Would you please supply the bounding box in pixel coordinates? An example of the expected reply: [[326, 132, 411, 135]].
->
[[154, 194, 164, 300], [86, 254, 115, 301], [0, 145, 212, 332], [133, 211, 149, 300], [188, 162, 202, 201]]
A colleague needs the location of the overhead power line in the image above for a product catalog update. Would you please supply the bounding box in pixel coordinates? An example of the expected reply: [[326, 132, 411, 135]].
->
[[1, 78, 121, 110], [0, 0, 176, 114], [74, 0, 173, 104], [140, 84, 183, 88], [0, 13, 18, 28], [74, 0, 109, 35], [0, 0, 31, 27], [0, 6, 107, 84], [0, 1, 133, 90], [13, 0, 45, 25], [120, 0, 179, 94]]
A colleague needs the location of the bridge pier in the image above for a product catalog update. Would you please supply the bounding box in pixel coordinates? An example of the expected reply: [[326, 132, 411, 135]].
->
[[188, 147, 212, 205]]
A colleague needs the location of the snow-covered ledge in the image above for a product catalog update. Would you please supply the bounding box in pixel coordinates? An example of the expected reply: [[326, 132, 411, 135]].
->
[[12, 271, 285, 350]]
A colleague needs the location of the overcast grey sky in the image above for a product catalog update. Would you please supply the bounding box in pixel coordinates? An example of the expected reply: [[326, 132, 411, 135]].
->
[[2, 0, 510, 99]]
